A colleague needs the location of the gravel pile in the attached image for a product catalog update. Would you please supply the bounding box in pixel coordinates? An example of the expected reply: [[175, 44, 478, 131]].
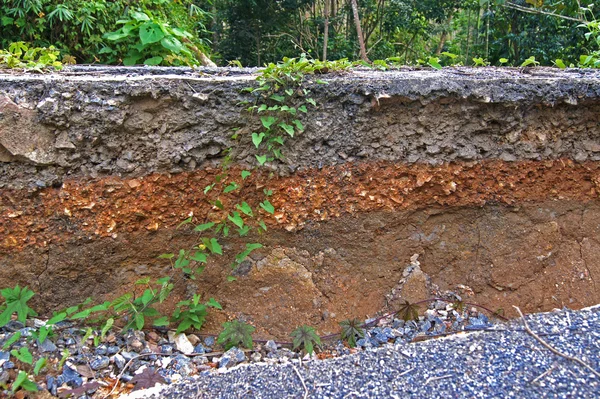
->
[[147, 305, 600, 398]]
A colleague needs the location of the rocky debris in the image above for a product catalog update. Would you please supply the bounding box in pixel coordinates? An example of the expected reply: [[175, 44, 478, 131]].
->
[[0, 288, 505, 397], [150, 305, 600, 399]]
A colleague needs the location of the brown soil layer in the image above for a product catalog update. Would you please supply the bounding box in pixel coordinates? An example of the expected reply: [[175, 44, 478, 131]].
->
[[1, 159, 599, 338]]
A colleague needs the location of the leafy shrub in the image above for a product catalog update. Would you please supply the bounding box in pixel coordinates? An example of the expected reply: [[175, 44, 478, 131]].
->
[[0, 42, 63, 70], [217, 320, 255, 350], [290, 325, 321, 355]]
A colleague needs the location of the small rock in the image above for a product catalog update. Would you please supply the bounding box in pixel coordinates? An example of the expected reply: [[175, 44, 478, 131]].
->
[[219, 347, 247, 369], [107, 345, 120, 355], [19, 327, 36, 337], [95, 344, 108, 355], [265, 340, 278, 353], [38, 338, 58, 353], [0, 351, 9, 363], [130, 339, 145, 352], [62, 365, 83, 387], [193, 344, 206, 354], [112, 354, 126, 369], [160, 344, 174, 355], [146, 331, 160, 342], [193, 356, 208, 365], [3, 361, 15, 370], [204, 336, 215, 347], [3, 321, 24, 332], [65, 337, 76, 346], [251, 352, 262, 362], [173, 333, 194, 355], [171, 355, 195, 376], [187, 334, 201, 346], [90, 356, 110, 370], [121, 351, 136, 361], [0, 370, 9, 384], [46, 376, 58, 396]]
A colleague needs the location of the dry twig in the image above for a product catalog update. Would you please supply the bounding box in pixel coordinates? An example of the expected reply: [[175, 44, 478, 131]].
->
[[290, 363, 309, 399], [513, 306, 600, 378]]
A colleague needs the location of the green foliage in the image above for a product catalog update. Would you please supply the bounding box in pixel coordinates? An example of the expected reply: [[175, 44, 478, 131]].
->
[[11, 347, 33, 365], [217, 319, 255, 350], [0, 285, 37, 327], [0, 42, 63, 70], [12, 371, 38, 393], [290, 325, 321, 355], [339, 319, 365, 348], [397, 300, 420, 322], [0, 0, 211, 64], [102, 10, 200, 66], [171, 295, 222, 334]]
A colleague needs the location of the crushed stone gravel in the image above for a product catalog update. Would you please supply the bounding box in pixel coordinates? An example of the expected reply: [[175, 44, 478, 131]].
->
[[143, 305, 600, 398]]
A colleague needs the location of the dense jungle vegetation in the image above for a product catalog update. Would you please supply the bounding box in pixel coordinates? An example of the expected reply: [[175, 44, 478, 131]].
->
[[1, 1, 600, 67]]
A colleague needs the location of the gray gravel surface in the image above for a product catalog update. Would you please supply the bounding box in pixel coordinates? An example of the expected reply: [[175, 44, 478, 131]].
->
[[151, 305, 600, 398]]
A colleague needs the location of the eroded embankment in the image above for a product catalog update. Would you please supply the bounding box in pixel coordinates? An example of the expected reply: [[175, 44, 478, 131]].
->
[[1, 67, 600, 338]]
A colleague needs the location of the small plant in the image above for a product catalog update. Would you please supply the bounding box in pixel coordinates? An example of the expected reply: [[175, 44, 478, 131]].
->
[[397, 300, 420, 322], [290, 325, 321, 355], [339, 319, 365, 348], [102, 10, 203, 66], [520, 56, 540, 67], [171, 295, 222, 334], [0, 284, 37, 327], [472, 57, 489, 67], [0, 42, 64, 71], [217, 320, 255, 350], [11, 371, 37, 393]]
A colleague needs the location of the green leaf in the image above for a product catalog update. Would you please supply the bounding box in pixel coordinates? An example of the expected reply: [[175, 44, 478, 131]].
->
[[306, 98, 317, 107], [270, 94, 285, 102], [237, 225, 250, 236], [131, 11, 150, 21], [139, 22, 165, 44], [158, 253, 175, 259], [34, 357, 46, 375], [141, 289, 154, 306], [292, 120, 304, 132], [12, 371, 38, 393], [260, 200, 275, 214], [194, 222, 215, 232], [207, 298, 222, 309], [160, 37, 184, 53], [554, 59, 566, 69], [227, 276, 237, 282], [135, 313, 145, 330], [258, 220, 267, 231], [0, 285, 37, 327], [224, 182, 240, 193], [256, 155, 267, 165], [236, 202, 253, 217], [217, 320, 255, 350], [136, 277, 151, 285], [204, 184, 214, 194], [261, 116, 277, 129], [279, 123, 295, 137], [153, 316, 170, 327], [11, 347, 33, 364], [177, 216, 193, 229], [190, 252, 207, 263], [257, 104, 267, 113], [2, 332, 21, 350], [290, 325, 321, 355], [47, 312, 66, 325], [228, 212, 244, 228], [38, 325, 51, 343], [144, 56, 163, 66], [252, 132, 265, 148], [241, 170, 251, 180], [203, 238, 222, 255], [298, 105, 308, 113], [339, 319, 365, 348], [285, 89, 294, 96], [101, 318, 114, 340]]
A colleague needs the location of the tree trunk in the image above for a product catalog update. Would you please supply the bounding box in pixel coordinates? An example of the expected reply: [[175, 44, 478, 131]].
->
[[350, 0, 369, 62], [323, 0, 330, 61], [435, 16, 453, 56]]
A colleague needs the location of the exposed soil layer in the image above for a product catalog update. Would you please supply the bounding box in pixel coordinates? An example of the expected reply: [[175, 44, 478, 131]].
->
[[1, 160, 599, 338]]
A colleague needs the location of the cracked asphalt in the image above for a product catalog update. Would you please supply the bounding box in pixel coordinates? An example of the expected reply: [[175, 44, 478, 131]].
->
[[136, 305, 600, 398]]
